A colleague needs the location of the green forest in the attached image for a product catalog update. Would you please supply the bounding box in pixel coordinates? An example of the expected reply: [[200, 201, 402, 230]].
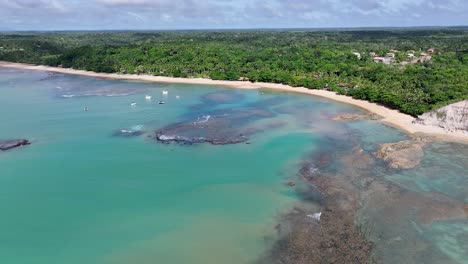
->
[[1, 29, 467, 116]]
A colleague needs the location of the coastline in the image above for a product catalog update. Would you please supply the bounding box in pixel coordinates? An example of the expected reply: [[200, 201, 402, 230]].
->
[[1, 61, 466, 142]]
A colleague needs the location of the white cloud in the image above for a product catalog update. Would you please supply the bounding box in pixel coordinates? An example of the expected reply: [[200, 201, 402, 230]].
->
[[0, 0, 466, 30]]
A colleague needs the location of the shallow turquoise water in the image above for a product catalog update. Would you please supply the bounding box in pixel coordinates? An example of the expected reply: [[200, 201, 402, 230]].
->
[[0, 68, 467, 264]]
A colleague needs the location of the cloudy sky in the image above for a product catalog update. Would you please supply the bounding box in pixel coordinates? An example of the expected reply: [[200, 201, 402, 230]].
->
[[1, 0, 467, 30]]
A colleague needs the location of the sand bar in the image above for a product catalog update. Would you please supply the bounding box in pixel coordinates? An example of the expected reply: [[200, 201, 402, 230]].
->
[[1, 61, 466, 142]]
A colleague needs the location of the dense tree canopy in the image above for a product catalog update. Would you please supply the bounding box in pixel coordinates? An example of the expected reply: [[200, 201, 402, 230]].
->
[[1, 29, 467, 116]]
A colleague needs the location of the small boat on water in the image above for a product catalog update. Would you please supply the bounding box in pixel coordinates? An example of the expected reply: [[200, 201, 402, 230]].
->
[[130, 102, 137, 106], [145, 95, 152, 100], [162, 90, 169, 95], [158, 101, 165, 104], [176, 95, 180, 99]]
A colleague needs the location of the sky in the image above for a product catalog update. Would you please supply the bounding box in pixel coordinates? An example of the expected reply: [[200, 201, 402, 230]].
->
[[1, 0, 467, 31]]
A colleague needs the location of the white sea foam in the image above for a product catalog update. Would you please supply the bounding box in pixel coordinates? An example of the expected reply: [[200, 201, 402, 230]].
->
[[194, 115, 211, 124], [158, 135, 176, 141], [131, 125, 144, 131], [307, 212, 321, 221]]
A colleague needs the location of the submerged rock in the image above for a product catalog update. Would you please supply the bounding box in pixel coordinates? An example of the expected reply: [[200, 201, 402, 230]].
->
[[256, 143, 376, 264], [257, 206, 373, 264], [155, 108, 274, 145], [287, 181, 296, 187], [0, 139, 31, 151], [267, 136, 466, 264], [374, 136, 431, 169], [200, 90, 245, 104]]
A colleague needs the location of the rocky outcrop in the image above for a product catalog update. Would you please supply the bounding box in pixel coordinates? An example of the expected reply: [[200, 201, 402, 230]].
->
[[0, 139, 31, 151], [155, 108, 274, 145], [374, 136, 432, 169], [414, 100, 468, 133]]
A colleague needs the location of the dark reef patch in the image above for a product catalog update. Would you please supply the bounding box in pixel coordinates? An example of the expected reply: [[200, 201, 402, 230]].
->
[[0, 139, 31, 151], [258, 128, 467, 264], [257, 205, 374, 264], [257, 136, 376, 264], [155, 92, 285, 145], [190, 90, 246, 111], [155, 108, 275, 145], [200, 90, 246, 105]]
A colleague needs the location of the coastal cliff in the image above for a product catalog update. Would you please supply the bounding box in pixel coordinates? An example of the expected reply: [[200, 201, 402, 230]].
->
[[414, 100, 468, 134]]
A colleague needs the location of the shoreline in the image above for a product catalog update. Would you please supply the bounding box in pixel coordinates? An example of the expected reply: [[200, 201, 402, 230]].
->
[[1, 61, 466, 142]]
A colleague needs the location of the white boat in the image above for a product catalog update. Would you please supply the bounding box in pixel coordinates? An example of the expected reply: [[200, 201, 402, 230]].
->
[[175, 95, 180, 99], [162, 90, 169, 95], [130, 102, 137, 106], [145, 95, 152, 100], [158, 101, 165, 104]]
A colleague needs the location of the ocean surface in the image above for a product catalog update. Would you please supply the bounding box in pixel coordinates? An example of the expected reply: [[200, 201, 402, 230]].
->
[[0, 68, 466, 264]]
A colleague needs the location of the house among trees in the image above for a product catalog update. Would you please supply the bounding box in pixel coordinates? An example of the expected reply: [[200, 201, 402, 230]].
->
[[373, 57, 384, 63], [427, 48, 435, 53], [386, 52, 396, 58], [374, 57, 393, 64], [352, 52, 361, 59], [369, 52, 377, 57]]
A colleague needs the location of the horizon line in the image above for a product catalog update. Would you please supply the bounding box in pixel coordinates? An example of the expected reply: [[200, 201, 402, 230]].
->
[[1, 25, 468, 33]]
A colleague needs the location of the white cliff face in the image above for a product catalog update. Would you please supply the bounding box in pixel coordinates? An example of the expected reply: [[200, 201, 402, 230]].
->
[[415, 100, 468, 133]]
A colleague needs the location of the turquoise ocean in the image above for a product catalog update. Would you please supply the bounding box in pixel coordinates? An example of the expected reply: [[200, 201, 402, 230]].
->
[[0, 68, 466, 264]]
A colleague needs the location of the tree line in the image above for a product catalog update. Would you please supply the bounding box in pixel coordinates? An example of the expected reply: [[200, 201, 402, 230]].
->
[[1, 29, 467, 116]]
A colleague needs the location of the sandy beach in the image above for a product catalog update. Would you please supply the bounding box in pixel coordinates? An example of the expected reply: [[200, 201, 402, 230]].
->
[[1, 61, 466, 142]]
